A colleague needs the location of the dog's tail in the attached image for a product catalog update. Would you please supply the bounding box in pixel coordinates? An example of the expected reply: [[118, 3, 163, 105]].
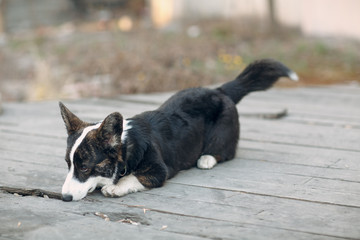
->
[[217, 59, 298, 104]]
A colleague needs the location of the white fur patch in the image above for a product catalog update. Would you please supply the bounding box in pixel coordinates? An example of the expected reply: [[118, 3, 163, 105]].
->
[[101, 174, 146, 197], [197, 155, 217, 169], [62, 122, 103, 201], [121, 119, 131, 143], [288, 71, 299, 81], [62, 175, 114, 201], [70, 122, 102, 162]]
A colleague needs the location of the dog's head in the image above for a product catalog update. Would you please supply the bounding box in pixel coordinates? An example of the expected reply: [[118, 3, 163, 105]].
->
[[59, 102, 127, 201]]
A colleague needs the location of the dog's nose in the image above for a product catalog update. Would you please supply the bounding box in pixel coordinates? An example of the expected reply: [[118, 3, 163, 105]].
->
[[62, 194, 73, 202]]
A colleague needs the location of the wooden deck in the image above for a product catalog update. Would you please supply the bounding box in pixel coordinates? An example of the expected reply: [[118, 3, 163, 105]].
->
[[0, 84, 359, 240]]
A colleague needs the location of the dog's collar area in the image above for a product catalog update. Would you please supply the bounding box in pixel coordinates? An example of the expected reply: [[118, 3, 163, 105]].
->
[[114, 163, 130, 184], [119, 165, 127, 177]]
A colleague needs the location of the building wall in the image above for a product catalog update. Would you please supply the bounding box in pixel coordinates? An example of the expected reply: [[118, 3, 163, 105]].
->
[[2, 0, 360, 40], [150, 0, 360, 40], [300, 0, 360, 40], [275, 0, 301, 27], [150, 0, 268, 27], [177, 0, 267, 19]]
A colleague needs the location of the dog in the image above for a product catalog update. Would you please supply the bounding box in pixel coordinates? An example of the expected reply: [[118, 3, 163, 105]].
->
[[59, 59, 298, 202]]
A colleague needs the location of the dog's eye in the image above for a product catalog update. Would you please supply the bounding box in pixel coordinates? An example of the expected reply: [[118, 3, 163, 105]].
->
[[80, 165, 89, 173]]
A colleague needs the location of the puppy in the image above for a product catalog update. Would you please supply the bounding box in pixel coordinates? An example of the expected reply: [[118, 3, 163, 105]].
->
[[59, 59, 298, 201]]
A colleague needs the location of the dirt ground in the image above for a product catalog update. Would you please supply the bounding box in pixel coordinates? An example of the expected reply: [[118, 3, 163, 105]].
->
[[0, 18, 359, 102]]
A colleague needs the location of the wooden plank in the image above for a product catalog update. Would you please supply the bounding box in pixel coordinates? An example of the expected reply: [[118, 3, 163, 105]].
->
[[325, 84, 360, 93], [168, 167, 360, 208], [278, 85, 360, 98], [226, 158, 360, 183], [282, 115, 360, 129], [145, 183, 360, 238], [2, 181, 358, 240], [238, 100, 360, 122], [254, 87, 360, 103], [0, 130, 65, 143], [0, 194, 209, 240], [240, 118, 360, 151], [0, 193, 346, 240], [0, 158, 65, 192], [0, 148, 64, 167], [238, 98, 360, 120], [99, 184, 360, 239], [241, 93, 360, 118], [239, 140, 360, 170], [1, 84, 360, 240], [0, 133, 66, 159], [0, 102, 66, 137], [238, 145, 360, 171]]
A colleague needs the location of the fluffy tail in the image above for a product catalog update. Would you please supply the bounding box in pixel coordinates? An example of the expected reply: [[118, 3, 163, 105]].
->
[[218, 59, 298, 104]]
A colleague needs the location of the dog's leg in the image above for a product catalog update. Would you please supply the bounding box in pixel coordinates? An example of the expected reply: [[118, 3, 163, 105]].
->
[[200, 99, 240, 168], [102, 148, 168, 197], [101, 174, 146, 197], [197, 155, 217, 169]]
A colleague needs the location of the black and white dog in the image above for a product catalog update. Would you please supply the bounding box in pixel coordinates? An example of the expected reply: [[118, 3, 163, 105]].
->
[[59, 59, 298, 201]]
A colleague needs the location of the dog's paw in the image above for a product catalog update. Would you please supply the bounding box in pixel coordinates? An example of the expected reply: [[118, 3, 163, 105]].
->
[[101, 174, 146, 197], [197, 155, 217, 169], [101, 184, 126, 197]]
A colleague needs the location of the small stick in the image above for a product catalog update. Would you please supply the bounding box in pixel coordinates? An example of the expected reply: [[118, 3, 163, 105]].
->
[[0, 186, 62, 200]]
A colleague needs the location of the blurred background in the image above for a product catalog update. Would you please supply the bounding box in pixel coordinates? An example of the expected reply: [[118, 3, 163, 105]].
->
[[0, 0, 359, 102]]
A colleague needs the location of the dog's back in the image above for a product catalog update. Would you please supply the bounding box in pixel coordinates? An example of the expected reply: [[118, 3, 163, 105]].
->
[[126, 59, 298, 178]]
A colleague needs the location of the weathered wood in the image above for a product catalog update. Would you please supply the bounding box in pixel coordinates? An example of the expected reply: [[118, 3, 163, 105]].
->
[[0, 193, 345, 240], [168, 170, 360, 208], [89, 187, 360, 239], [0, 158, 64, 192], [239, 140, 360, 170], [1, 84, 360, 240], [240, 118, 360, 151], [123, 183, 360, 238], [0, 194, 209, 240]]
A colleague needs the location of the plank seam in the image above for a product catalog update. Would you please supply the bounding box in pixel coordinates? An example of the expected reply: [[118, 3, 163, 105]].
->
[[168, 182, 360, 209], [242, 138, 360, 153], [103, 197, 360, 240]]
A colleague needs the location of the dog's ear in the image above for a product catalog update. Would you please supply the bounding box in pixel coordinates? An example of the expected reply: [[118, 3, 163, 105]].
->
[[59, 102, 86, 135], [97, 112, 123, 148]]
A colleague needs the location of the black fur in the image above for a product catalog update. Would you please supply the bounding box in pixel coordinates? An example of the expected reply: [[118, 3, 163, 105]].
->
[[117, 59, 297, 188], [219, 59, 297, 103]]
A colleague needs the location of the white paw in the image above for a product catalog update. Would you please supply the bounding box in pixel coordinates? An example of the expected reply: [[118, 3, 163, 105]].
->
[[101, 184, 126, 197], [101, 174, 146, 197], [101, 184, 115, 197], [197, 155, 217, 169]]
